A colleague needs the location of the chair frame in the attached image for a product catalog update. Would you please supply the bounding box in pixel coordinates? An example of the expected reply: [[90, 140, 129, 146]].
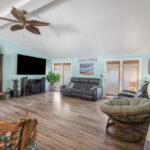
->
[[102, 110, 150, 143], [0, 112, 38, 150]]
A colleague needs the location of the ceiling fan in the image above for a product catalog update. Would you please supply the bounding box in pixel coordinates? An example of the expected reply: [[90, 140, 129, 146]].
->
[[0, 7, 50, 35]]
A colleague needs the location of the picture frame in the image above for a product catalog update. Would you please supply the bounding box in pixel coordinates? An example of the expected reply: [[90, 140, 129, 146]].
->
[[80, 63, 94, 75]]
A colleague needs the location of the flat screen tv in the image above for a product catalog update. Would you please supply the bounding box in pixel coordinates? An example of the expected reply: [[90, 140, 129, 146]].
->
[[17, 54, 46, 75]]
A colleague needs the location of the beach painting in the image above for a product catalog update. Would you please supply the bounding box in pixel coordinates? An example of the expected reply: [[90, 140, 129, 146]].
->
[[80, 63, 94, 75]]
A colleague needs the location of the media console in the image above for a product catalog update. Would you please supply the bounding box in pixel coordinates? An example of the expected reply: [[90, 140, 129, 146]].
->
[[21, 77, 45, 96]]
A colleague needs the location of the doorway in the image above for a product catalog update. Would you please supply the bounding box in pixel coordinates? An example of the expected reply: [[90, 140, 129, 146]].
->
[[53, 62, 72, 90], [106, 61, 120, 96], [122, 60, 139, 91], [105, 59, 140, 96]]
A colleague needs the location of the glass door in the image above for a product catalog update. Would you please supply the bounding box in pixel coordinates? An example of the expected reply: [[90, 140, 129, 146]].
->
[[122, 60, 139, 91], [62, 63, 72, 85], [105, 59, 140, 96], [54, 63, 63, 90], [106, 61, 120, 96], [53, 62, 72, 90]]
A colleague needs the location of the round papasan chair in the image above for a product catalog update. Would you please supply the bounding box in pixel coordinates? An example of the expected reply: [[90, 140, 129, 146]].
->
[[100, 98, 150, 142]]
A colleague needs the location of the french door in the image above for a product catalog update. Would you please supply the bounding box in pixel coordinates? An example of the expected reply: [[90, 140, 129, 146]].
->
[[122, 60, 139, 91], [106, 61, 120, 96], [105, 60, 140, 96], [53, 63, 72, 90], [54, 63, 63, 90]]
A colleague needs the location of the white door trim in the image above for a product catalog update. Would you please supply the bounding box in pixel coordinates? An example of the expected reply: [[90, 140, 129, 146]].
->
[[104, 58, 142, 97], [52, 61, 73, 85]]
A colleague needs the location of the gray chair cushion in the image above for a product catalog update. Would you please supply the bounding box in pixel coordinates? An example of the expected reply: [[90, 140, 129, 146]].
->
[[100, 98, 150, 114], [100, 98, 150, 122]]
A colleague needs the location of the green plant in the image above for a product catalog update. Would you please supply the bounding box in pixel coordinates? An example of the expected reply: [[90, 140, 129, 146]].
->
[[46, 71, 61, 83]]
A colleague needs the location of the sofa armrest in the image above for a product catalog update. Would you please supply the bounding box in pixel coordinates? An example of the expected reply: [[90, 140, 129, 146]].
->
[[121, 90, 136, 94], [60, 85, 67, 89], [93, 88, 103, 100], [118, 90, 136, 98]]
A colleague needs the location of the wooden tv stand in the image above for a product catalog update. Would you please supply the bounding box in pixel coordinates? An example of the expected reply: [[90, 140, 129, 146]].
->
[[21, 77, 45, 96]]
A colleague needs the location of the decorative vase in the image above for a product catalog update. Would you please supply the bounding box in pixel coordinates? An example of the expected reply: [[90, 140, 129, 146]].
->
[[50, 83, 55, 91]]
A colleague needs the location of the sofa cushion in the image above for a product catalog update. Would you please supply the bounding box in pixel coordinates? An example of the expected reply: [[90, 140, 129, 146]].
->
[[90, 86, 97, 91], [79, 78, 88, 83], [72, 83, 79, 89], [86, 83, 97, 90], [81, 90, 93, 95], [71, 88, 81, 93], [78, 83, 87, 90], [89, 78, 99, 84], [82, 94, 93, 100], [71, 77, 79, 82], [62, 88, 72, 92], [66, 82, 74, 88], [72, 92, 82, 98]]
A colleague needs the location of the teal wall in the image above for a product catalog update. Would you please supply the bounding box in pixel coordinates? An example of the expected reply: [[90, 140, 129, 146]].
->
[[0, 38, 149, 92], [52, 58, 102, 78], [52, 52, 150, 86], [101, 53, 149, 81], [0, 39, 51, 92]]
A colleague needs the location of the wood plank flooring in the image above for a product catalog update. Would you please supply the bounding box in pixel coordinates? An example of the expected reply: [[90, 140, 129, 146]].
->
[[0, 92, 145, 150]]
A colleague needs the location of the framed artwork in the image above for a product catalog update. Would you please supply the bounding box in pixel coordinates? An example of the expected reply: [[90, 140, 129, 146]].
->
[[80, 63, 94, 75]]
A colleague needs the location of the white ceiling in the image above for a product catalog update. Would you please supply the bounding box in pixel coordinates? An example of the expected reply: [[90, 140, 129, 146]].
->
[[0, 0, 19, 15], [0, 0, 150, 58]]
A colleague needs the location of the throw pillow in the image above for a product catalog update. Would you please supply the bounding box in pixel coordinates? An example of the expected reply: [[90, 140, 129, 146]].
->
[[90, 86, 97, 91], [66, 83, 74, 88]]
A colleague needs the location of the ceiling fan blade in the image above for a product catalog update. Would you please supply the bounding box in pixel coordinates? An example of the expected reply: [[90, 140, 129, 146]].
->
[[11, 7, 26, 24], [0, 17, 18, 23], [28, 20, 50, 26], [10, 24, 24, 31], [25, 25, 41, 35]]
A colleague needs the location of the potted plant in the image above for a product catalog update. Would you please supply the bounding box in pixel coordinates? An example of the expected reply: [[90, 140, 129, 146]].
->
[[46, 71, 61, 91]]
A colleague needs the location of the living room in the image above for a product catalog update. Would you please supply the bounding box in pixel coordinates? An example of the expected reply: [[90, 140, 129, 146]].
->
[[0, 0, 150, 150]]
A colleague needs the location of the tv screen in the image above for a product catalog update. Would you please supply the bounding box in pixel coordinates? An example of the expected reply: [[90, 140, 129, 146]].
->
[[17, 54, 46, 75]]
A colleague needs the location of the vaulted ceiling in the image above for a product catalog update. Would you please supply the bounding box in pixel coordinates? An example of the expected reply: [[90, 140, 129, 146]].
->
[[0, 0, 150, 58]]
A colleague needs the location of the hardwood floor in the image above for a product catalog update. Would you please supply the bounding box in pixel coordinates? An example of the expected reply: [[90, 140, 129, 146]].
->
[[0, 92, 145, 150]]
